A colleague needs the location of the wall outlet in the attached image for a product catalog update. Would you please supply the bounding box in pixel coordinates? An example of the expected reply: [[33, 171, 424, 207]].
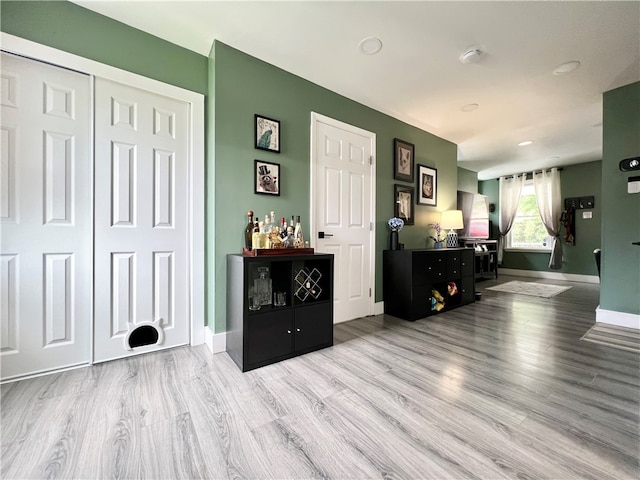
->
[[582, 211, 592, 219]]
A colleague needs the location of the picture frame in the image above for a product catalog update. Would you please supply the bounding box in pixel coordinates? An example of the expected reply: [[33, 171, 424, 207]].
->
[[255, 114, 280, 153], [394, 138, 414, 182], [417, 164, 437, 206], [394, 184, 415, 225], [254, 160, 280, 196]]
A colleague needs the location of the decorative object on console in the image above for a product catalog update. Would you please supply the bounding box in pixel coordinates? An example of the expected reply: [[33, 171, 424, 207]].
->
[[254, 114, 280, 153], [428, 222, 445, 248], [387, 217, 404, 250], [393, 138, 414, 182], [417, 164, 437, 206], [440, 210, 464, 248]]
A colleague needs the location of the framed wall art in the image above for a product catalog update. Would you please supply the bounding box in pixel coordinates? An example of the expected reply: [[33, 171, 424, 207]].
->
[[255, 114, 280, 153], [394, 184, 415, 225], [394, 138, 414, 182], [417, 164, 437, 206], [255, 160, 280, 196]]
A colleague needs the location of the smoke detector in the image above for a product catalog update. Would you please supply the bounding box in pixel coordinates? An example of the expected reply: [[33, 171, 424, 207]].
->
[[460, 47, 483, 64]]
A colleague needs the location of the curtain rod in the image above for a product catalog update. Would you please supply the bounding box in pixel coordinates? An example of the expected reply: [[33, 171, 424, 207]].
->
[[495, 167, 563, 180]]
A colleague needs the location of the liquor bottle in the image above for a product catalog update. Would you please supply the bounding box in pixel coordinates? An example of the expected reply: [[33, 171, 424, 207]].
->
[[251, 217, 260, 250], [280, 217, 288, 240], [263, 214, 270, 233], [270, 211, 276, 226], [294, 215, 304, 248], [244, 210, 254, 250]]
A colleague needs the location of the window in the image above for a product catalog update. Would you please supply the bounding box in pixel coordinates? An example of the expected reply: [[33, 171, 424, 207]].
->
[[506, 181, 553, 250]]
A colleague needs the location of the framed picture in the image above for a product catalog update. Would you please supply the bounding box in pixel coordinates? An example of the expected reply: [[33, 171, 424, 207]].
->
[[394, 138, 414, 182], [255, 114, 280, 153], [417, 164, 437, 206], [254, 160, 280, 196], [394, 184, 415, 225]]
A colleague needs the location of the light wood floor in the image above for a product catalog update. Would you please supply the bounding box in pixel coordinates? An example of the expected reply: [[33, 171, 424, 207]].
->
[[2, 275, 639, 479]]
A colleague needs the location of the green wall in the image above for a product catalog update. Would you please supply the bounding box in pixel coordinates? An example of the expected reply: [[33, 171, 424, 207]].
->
[[601, 82, 640, 316], [457, 167, 478, 193], [1, 1, 208, 95], [211, 42, 457, 332], [479, 160, 602, 276]]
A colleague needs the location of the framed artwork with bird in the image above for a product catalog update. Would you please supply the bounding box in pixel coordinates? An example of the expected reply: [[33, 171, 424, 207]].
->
[[255, 114, 280, 153]]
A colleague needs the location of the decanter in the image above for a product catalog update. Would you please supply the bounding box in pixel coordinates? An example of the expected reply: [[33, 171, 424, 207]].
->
[[253, 267, 272, 306]]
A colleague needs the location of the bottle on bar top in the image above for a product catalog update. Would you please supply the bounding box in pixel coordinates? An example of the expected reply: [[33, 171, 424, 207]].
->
[[244, 210, 254, 250], [294, 215, 304, 248]]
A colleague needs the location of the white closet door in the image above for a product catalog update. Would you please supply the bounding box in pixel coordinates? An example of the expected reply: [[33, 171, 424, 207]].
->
[[0, 52, 92, 380], [93, 78, 190, 362]]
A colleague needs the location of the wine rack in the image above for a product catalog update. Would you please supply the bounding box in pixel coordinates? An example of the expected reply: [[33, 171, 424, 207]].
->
[[294, 267, 323, 302]]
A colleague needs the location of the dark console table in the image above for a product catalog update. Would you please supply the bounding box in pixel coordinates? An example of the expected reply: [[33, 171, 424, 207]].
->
[[226, 253, 334, 372], [383, 248, 475, 321]]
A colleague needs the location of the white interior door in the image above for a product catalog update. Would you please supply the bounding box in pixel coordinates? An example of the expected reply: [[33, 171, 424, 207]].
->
[[0, 52, 92, 380], [311, 113, 375, 323], [93, 78, 190, 362]]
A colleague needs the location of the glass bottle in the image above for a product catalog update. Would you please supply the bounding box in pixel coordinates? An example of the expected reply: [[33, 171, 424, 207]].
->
[[294, 215, 304, 248], [244, 210, 254, 250], [280, 217, 288, 240], [253, 266, 272, 306], [251, 217, 260, 250]]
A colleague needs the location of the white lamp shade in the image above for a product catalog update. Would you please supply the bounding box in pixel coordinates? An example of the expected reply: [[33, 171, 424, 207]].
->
[[440, 210, 464, 230]]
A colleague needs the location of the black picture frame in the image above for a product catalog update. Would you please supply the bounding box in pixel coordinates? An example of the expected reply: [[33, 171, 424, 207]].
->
[[255, 114, 281, 153], [394, 138, 414, 182], [394, 184, 415, 225], [417, 164, 437, 206], [254, 160, 280, 196]]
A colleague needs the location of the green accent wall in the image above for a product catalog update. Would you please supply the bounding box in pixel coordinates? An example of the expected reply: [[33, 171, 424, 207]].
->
[[457, 167, 478, 193], [601, 82, 640, 316], [479, 160, 602, 276], [211, 42, 457, 332], [1, 1, 208, 95]]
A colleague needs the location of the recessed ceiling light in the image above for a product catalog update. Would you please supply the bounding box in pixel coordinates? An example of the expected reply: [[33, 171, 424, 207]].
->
[[518, 140, 533, 147], [553, 61, 581, 75], [461, 103, 479, 112], [358, 37, 383, 55]]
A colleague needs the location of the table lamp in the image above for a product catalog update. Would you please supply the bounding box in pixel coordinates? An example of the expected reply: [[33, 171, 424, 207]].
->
[[440, 210, 464, 248]]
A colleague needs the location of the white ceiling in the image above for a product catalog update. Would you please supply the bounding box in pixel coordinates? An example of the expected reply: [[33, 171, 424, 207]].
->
[[73, 0, 640, 180]]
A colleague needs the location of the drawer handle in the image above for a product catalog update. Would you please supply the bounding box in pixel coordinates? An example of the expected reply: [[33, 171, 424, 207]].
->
[[287, 330, 292, 334], [296, 328, 301, 332]]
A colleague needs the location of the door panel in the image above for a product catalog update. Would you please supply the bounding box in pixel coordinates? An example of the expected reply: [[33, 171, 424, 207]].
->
[[313, 115, 375, 323], [0, 52, 91, 380], [94, 78, 190, 362]]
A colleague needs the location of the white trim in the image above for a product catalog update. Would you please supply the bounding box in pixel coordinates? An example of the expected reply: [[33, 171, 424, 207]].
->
[[499, 268, 600, 284], [374, 301, 384, 316], [595, 306, 640, 329], [310, 112, 377, 318], [204, 328, 227, 354], [2, 33, 206, 350], [0, 363, 90, 385]]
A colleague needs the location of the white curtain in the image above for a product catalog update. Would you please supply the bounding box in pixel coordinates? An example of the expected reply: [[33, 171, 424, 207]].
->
[[534, 167, 563, 269], [498, 174, 525, 264]]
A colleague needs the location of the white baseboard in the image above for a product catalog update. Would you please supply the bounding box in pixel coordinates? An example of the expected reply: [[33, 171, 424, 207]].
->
[[204, 327, 227, 354], [595, 306, 640, 329], [374, 301, 384, 315], [499, 268, 600, 284]]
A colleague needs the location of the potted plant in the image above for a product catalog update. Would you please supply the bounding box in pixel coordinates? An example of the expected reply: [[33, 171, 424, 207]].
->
[[428, 222, 445, 248]]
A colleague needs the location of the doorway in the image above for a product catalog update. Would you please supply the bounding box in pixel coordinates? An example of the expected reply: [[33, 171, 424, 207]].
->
[[310, 113, 376, 323]]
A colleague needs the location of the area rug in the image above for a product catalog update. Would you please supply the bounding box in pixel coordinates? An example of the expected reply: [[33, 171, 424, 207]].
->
[[581, 323, 640, 353], [485, 280, 571, 298]]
